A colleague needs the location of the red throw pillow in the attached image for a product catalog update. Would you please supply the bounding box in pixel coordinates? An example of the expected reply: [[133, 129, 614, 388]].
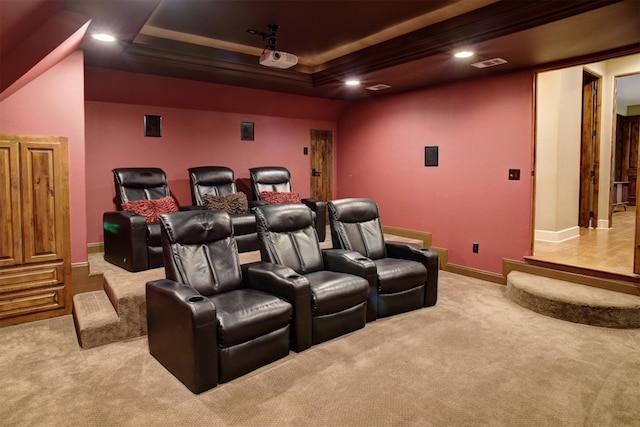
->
[[122, 196, 178, 223], [153, 196, 179, 217], [260, 191, 302, 204], [122, 199, 157, 223]]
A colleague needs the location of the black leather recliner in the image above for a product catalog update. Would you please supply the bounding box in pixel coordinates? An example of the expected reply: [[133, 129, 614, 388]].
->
[[104, 167, 179, 272], [328, 198, 439, 322], [247, 203, 374, 352], [146, 209, 293, 394], [249, 166, 327, 242], [188, 166, 260, 252]]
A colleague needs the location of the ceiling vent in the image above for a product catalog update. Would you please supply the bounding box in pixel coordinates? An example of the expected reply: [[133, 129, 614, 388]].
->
[[471, 58, 508, 69], [365, 84, 392, 91]]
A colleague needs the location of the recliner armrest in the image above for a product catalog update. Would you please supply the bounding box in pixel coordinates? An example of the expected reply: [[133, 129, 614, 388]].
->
[[323, 249, 378, 322], [146, 279, 218, 394], [322, 249, 376, 278], [103, 210, 149, 272], [242, 261, 313, 352], [386, 243, 439, 307]]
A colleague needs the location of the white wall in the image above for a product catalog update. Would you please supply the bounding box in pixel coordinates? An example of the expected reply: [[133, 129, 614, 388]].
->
[[535, 66, 582, 241]]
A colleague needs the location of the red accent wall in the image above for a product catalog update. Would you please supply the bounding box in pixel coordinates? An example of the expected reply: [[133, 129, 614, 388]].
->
[[85, 96, 339, 244], [0, 50, 87, 264], [336, 71, 535, 273]]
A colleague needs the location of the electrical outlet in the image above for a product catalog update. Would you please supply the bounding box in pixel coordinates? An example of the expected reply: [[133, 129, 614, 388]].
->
[[473, 243, 479, 253]]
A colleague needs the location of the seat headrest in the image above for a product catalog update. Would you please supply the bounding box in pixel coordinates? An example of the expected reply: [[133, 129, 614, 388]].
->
[[189, 166, 234, 186], [113, 168, 167, 188], [159, 210, 233, 245], [329, 198, 379, 223], [249, 166, 291, 184], [254, 204, 313, 232]]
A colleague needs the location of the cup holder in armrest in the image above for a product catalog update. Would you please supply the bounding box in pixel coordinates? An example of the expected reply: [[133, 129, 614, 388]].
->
[[356, 257, 369, 262], [286, 274, 302, 280], [187, 295, 205, 303]]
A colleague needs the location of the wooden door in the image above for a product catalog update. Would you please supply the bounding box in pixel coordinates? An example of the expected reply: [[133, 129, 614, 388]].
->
[[310, 130, 333, 202], [0, 140, 22, 267], [622, 116, 640, 206], [578, 72, 601, 228], [627, 116, 640, 274]]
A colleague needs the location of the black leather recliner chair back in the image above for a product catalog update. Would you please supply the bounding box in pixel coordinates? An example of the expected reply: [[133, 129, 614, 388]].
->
[[188, 166, 238, 204], [114, 167, 170, 208], [249, 166, 327, 242], [250, 166, 293, 195], [188, 166, 259, 252]]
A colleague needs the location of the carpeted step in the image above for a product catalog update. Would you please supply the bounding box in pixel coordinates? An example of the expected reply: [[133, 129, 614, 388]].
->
[[506, 271, 640, 328], [73, 291, 121, 349], [73, 267, 163, 349]]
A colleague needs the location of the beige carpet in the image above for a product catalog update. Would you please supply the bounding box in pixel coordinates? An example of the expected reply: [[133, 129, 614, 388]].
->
[[2, 271, 640, 426]]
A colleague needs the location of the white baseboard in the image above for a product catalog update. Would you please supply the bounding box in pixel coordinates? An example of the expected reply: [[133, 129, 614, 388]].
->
[[597, 219, 610, 230], [534, 226, 580, 243]]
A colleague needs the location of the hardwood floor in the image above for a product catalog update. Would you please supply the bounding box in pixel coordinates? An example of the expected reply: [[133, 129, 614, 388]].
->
[[532, 206, 636, 277]]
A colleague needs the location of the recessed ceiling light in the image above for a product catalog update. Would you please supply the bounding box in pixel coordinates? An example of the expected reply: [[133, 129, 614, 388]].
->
[[454, 51, 474, 58], [92, 33, 116, 42], [345, 79, 361, 86]]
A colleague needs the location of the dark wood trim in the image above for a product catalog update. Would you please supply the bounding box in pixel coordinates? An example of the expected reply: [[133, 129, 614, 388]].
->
[[313, 0, 621, 85], [382, 226, 432, 248], [88, 243, 104, 254], [442, 263, 505, 285]]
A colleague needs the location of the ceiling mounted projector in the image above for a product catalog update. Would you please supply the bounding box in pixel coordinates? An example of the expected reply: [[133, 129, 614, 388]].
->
[[259, 50, 298, 69], [248, 24, 298, 69]]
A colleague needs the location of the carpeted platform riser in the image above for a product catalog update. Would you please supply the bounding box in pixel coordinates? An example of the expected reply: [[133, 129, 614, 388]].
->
[[505, 280, 640, 329]]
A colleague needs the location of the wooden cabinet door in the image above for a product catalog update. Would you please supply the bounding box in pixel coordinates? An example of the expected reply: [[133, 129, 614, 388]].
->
[[0, 140, 22, 267], [20, 139, 69, 264]]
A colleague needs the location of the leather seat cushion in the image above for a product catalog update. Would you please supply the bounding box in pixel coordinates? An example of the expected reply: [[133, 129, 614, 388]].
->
[[211, 289, 292, 348], [230, 213, 257, 235], [305, 270, 370, 316], [375, 258, 427, 294]]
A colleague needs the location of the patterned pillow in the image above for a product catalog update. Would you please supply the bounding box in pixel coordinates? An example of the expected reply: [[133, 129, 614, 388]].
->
[[260, 191, 302, 204], [202, 194, 227, 212], [122, 196, 178, 223], [202, 193, 249, 215], [153, 196, 179, 217], [122, 199, 157, 223], [225, 192, 249, 215]]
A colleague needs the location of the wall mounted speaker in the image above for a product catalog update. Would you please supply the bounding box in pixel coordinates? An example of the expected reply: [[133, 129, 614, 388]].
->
[[425, 146, 438, 167]]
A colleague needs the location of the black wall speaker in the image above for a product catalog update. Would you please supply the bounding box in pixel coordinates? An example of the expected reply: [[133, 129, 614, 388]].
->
[[424, 146, 438, 167]]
